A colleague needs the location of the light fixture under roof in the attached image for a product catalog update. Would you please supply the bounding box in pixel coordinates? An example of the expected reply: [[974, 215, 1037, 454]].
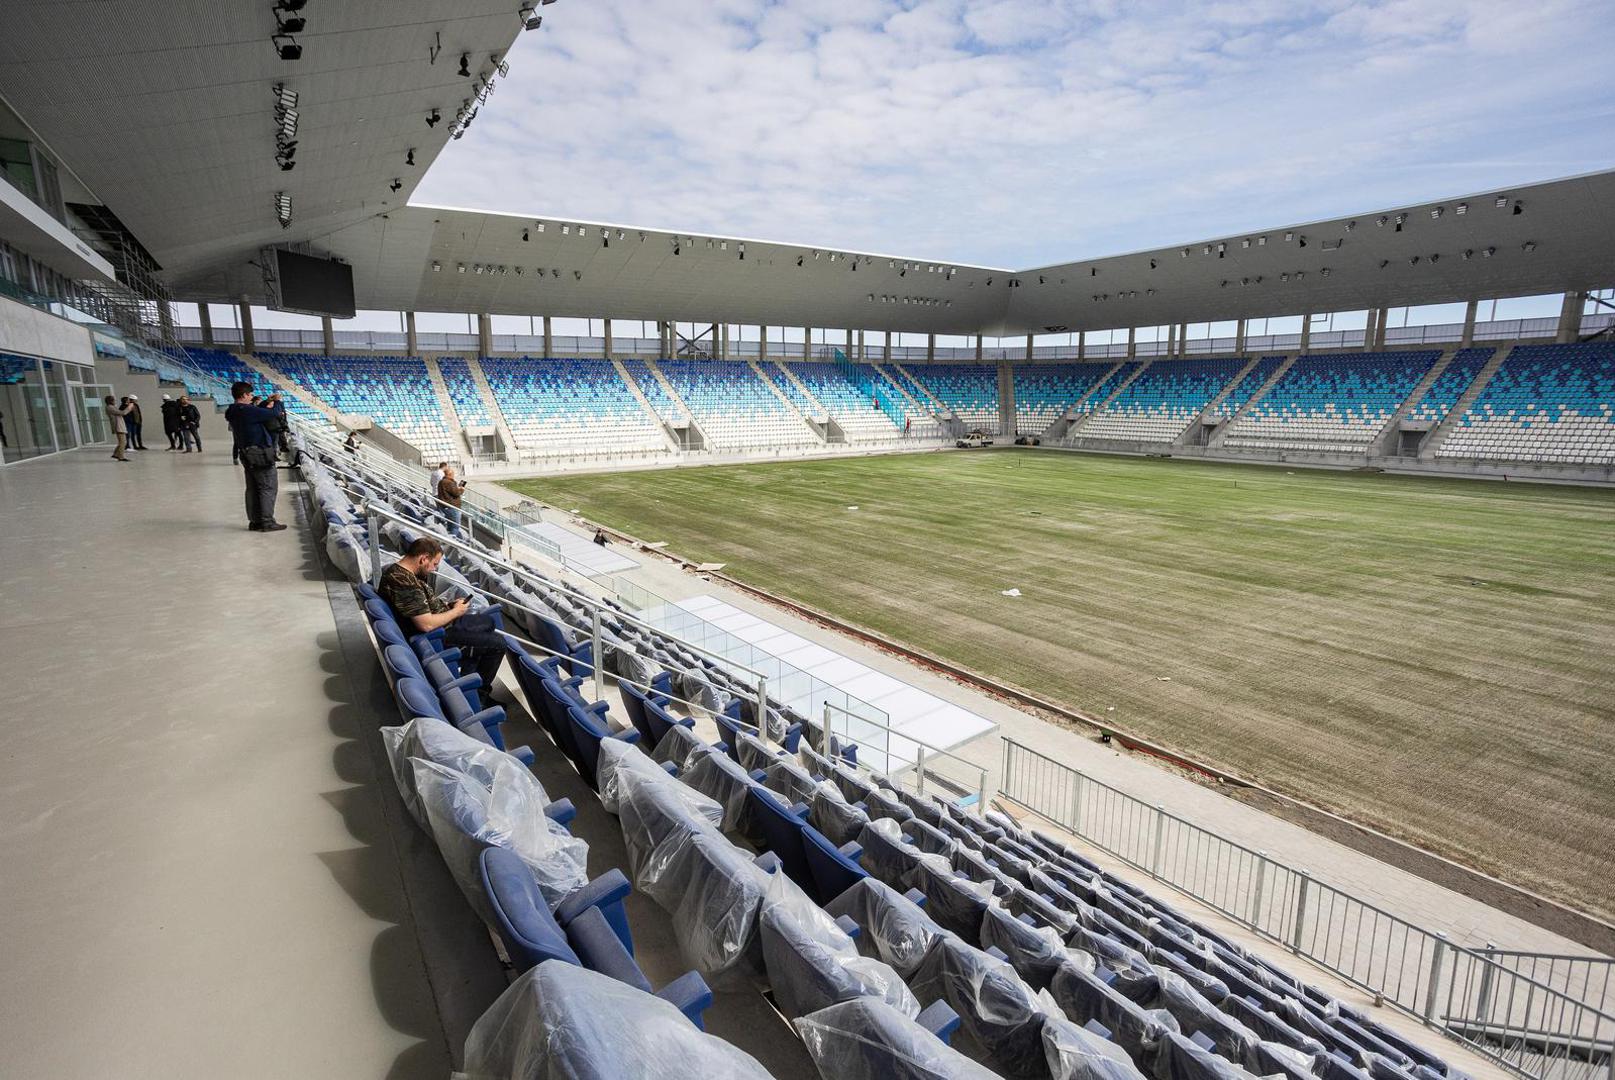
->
[[457, 263, 466, 273], [519, 4, 543, 31], [1522, 241, 1536, 252], [1495, 195, 1509, 208], [1455, 202, 1468, 215], [432, 261, 441, 272], [272, 34, 301, 60], [1431, 207, 1443, 219]]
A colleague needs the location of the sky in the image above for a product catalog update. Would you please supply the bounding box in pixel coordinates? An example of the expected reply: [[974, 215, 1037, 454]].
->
[[411, 0, 1615, 272]]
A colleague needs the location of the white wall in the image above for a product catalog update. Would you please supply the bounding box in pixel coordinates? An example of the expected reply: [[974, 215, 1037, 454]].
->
[[0, 294, 94, 366]]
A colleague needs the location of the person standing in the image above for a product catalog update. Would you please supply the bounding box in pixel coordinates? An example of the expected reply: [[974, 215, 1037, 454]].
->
[[105, 395, 133, 461], [126, 395, 146, 450], [437, 465, 467, 538], [160, 394, 180, 450], [178, 395, 202, 452], [343, 431, 360, 455], [225, 381, 286, 532], [429, 461, 447, 495]]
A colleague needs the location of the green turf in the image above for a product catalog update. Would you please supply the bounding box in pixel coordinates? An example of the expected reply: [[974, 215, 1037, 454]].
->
[[508, 450, 1615, 920]]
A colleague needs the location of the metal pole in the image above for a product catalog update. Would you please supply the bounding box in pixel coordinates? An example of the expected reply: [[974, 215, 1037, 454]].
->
[[977, 768, 989, 819], [1290, 871, 1311, 952], [367, 508, 382, 585], [1250, 852, 1269, 928], [822, 701, 833, 758], [1476, 942, 1496, 1021], [1072, 771, 1086, 835], [916, 747, 927, 795], [590, 608, 605, 700], [1424, 932, 1449, 1025], [756, 677, 770, 748], [1151, 804, 1166, 879]]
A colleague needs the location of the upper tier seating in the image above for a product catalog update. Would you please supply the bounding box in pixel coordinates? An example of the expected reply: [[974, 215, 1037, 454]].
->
[[481, 357, 664, 457], [1014, 363, 1114, 434], [1080, 357, 1247, 444], [902, 364, 999, 428], [1222, 351, 1439, 453], [1075, 361, 1142, 416], [1437, 342, 1615, 464], [436, 357, 491, 428], [264, 353, 455, 458], [183, 348, 323, 421], [1212, 356, 1285, 420], [656, 359, 817, 450], [620, 359, 685, 421], [777, 362, 902, 442]]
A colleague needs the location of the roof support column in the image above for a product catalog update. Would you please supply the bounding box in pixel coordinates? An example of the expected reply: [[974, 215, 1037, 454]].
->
[[321, 316, 334, 356], [1166, 323, 1176, 357], [542, 315, 553, 359], [1299, 315, 1312, 355], [1024, 334, 1033, 362], [405, 311, 418, 357], [1234, 319, 1245, 356], [238, 301, 255, 353], [1077, 331, 1085, 361], [602, 318, 613, 360], [926, 333, 935, 362], [999, 358, 1016, 437], [721, 322, 730, 360], [857, 329, 865, 361], [198, 303, 214, 347], [883, 330, 892, 362], [1126, 327, 1136, 359], [1557, 290, 1585, 343], [1179, 322, 1188, 358], [1460, 300, 1478, 348], [478, 313, 493, 357], [758, 326, 768, 361], [803, 328, 812, 360]]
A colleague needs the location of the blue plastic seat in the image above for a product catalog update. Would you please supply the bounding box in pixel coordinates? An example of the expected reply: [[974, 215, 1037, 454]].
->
[[747, 785, 814, 891], [801, 823, 869, 905], [565, 704, 639, 790]]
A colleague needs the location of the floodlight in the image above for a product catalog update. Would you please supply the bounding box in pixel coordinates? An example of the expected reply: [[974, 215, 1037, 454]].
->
[[520, 4, 543, 30], [1522, 241, 1536, 252], [1431, 207, 1443, 219], [272, 35, 301, 60], [406, 148, 415, 166], [426, 108, 440, 127], [277, 15, 306, 33], [273, 84, 298, 109], [458, 53, 471, 76], [1455, 203, 1468, 215], [522, 229, 529, 242], [1513, 201, 1524, 216], [389, 178, 402, 192], [1495, 195, 1509, 208], [432, 262, 441, 272]]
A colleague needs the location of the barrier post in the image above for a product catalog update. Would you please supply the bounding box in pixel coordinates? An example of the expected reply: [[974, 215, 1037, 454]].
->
[[916, 747, 927, 794], [366, 508, 382, 585], [756, 678, 770, 748], [1425, 933, 1449, 1026], [590, 608, 605, 699], [977, 768, 989, 819], [1250, 853, 1269, 928], [1476, 942, 1497, 1021], [822, 701, 833, 757], [1072, 771, 1086, 834], [1151, 804, 1166, 879], [1290, 871, 1311, 952]]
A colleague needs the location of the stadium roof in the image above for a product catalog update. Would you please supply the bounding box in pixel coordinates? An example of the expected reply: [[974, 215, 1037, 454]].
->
[[1, 4, 1611, 337]]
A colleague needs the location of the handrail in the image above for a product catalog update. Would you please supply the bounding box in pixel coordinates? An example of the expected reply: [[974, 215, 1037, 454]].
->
[[821, 701, 991, 818]]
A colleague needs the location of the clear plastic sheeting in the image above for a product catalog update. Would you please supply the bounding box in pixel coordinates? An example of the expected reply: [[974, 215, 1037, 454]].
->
[[825, 878, 947, 979], [409, 758, 589, 918], [1126, 968, 1256, 1063], [757, 869, 920, 1022], [595, 736, 723, 828], [809, 783, 870, 848], [382, 717, 535, 826], [681, 746, 761, 835], [859, 817, 952, 894], [1048, 960, 1179, 1067], [735, 732, 778, 773], [456, 960, 775, 1080], [1141, 1029, 1262, 1080], [651, 723, 707, 772], [909, 934, 1055, 1079], [762, 758, 820, 807], [796, 998, 1001, 1080], [981, 905, 1075, 990], [1042, 1014, 1148, 1080], [325, 523, 369, 583]]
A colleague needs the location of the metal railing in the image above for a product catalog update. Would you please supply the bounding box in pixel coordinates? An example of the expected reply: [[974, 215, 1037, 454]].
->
[[999, 738, 1614, 1080], [821, 701, 990, 816]]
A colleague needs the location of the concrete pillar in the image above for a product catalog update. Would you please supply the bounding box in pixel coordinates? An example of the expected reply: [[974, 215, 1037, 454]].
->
[[1299, 315, 1312, 355], [1374, 307, 1389, 350], [999, 360, 1016, 436], [542, 315, 553, 358], [1077, 331, 1085, 361], [1557, 291, 1585, 343], [857, 329, 865, 361], [602, 318, 613, 360], [884, 331, 892, 362], [405, 311, 418, 357], [477, 313, 493, 357], [238, 301, 255, 353], [802, 328, 812, 361], [1024, 334, 1034, 362], [1126, 327, 1136, 359], [198, 303, 214, 347], [1234, 319, 1245, 356], [758, 326, 768, 361], [718, 323, 728, 360], [926, 333, 936, 362], [1179, 323, 1188, 357], [1460, 300, 1478, 348], [321, 316, 334, 356]]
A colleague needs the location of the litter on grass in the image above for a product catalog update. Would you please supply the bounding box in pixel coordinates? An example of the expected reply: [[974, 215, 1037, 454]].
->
[[1000, 588, 1022, 597]]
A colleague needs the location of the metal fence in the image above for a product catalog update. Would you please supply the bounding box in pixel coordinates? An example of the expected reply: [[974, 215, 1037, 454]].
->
[[999, 738, 1614, 1080]]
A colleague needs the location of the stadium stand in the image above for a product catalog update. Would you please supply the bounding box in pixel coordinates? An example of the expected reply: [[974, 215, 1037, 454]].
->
[[1437, 341, 1615, 464], [1014, 363, 1114, 434], [779, 362, 902, 442], [437, 356, 492, 428], [901, 363, 1000, 428], [1213, 355, 1286, 420], [1079, 357, 1248, 443], [1074, 361, 1142, 416], [620, 359, 686, 423], [1404, 348, 1496, 425], [264, 353, 456, 458], [480, 356, 666, 458], [179, 347, 325, 421], [298, 427, 1479, 1080], [1221, 351, 1441, 453], [655, 359, 818, 450]]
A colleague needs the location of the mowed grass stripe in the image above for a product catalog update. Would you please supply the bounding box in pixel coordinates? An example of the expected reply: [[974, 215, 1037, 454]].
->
[[512, 451, 1615, 919]]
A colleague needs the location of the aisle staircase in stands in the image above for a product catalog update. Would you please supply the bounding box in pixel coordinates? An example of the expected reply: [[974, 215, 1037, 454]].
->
[[1065, 360, 1152, 441], [611, 358, 683, 452], [464, 356, 519, 455], [1419, 345, 1513, 459], [1371, 348, 1455, 457], [1173, 355, 1263, 447], [421, 356, 464, 448], [241, 353, 341, 424], [892, 362, 953, 419], [1041, 361, 1123, 441], [747, 359, 826, 444], [1207, 354, 1297, 448]]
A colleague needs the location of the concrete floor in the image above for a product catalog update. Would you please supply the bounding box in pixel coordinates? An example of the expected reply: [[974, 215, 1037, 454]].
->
[[0, 447, 464, 1078]]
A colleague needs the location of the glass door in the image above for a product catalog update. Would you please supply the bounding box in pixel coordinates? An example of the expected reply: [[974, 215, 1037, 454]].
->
[[79, 383, 113, 445]]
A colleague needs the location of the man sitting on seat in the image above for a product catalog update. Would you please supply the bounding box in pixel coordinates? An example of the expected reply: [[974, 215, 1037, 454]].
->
[[378, 537, 505, 693]]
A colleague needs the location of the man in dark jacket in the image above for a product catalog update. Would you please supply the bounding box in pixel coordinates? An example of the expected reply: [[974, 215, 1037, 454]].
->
[[161, 395, 180, 450], [178, 396, 202, 452], [126, 396, 146, 450], [225, 381, 287, 532]]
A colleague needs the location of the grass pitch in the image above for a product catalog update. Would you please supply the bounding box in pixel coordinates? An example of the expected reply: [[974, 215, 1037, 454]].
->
[[509, 450, 1615, 920]]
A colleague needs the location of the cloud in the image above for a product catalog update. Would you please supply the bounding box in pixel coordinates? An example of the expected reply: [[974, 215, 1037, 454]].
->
[[414, 0, 1615, 268]]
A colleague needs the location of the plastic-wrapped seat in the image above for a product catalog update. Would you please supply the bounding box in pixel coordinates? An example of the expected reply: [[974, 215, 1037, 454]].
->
[[859, 817, 945, 893], [809, 784, 871, 847], [802, 822, 870, 905], [910, 933, 1055, 1078], [1141, 1028, 1261, 1080], [1043, 1015, 1151, 1080], [565, 703, 640, 791], [826, 876, 945, 978], [458, 961, 773, 1077], [796, 997, 994, 1080], [747, 784, 814, 890], [1049, 959, 1180, 1067], [911, 857, 996, 945], [381, 717, 567, 828], [982, 905, 1077, 990], [681, 745, 762, 835], [758, 871, 922, 1022]]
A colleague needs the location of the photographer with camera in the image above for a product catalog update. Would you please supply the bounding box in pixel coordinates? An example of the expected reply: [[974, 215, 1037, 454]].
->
[[225, 382, 288, 532]]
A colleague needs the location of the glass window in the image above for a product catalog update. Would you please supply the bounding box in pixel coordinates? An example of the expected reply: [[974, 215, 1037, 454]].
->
[[0, 137, 37, 202]]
